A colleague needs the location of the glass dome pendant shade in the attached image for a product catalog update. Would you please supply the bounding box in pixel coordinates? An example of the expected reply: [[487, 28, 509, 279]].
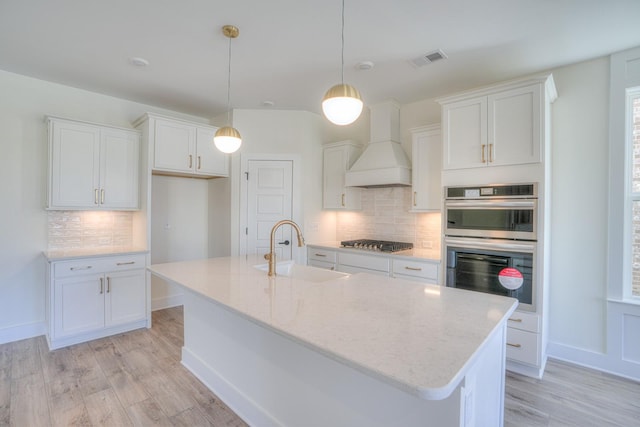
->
[[322, 83, 363, 126], [214, 126, 242, 153], [213, 25, 242, 154], [321, 0, 363, 126]]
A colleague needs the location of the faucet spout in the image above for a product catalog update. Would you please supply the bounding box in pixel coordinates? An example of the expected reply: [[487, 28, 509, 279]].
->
[[265, 220, 305, 277]]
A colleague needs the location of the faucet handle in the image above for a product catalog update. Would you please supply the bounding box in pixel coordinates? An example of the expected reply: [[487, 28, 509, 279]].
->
[[264, 253, 272, 261]]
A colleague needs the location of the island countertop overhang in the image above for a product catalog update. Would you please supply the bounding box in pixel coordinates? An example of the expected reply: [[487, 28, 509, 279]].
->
[[148, 254, 517, 400]]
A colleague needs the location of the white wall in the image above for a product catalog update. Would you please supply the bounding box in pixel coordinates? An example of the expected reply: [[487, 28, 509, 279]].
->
[[547, 57, 610, 353], [229, 109, 336, 255], [150, 175, 210, 309], [0, 69, 210, 341]]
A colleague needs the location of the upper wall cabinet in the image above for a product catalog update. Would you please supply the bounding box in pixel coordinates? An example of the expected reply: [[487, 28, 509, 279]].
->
[[438, 75, 557, 170], [134, 113, 228, 178], [47, 117, 140, 210], [410, 125, 441, 212], [323, 140, 362, 210]]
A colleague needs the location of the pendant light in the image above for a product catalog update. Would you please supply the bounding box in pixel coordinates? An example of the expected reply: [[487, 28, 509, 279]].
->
[[214, 25, 242, 154], [321, 0, 363, 126]]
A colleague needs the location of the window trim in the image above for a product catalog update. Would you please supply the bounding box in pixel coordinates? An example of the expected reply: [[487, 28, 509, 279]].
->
[[626, 88, 640, 300]]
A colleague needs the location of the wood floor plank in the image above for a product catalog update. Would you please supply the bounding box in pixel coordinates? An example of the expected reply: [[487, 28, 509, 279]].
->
[[139, 367, 198, 417], [125, 397, 173, 426], [11, 337, 41, 379], [69, 342, 111, 396], [169, 406, 214, 427], [88, 337, 126, 378], [106, 368, 150, 407], [84, 388, 132, 427], [10, 371, 50, 427]]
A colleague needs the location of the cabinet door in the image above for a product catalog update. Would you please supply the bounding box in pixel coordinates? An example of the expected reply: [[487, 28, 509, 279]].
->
[[153, 118, 195, 173], [323, 145, 361, 210], [105, 269, 146, 327], [411, 127, 441, 211], [488, 85, 541, 166], [442, 97, 487, 170], [100, 128, 140, 209], [53, 275, 105, 338], [49, 120, 100, 208], [195, 127, 229, 177]]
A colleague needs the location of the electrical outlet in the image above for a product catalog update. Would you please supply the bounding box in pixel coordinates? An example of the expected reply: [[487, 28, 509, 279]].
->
[[422, 240, 433, 249]]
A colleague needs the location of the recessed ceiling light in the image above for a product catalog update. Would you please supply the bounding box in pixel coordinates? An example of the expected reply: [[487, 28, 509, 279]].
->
[[129, 57, 149, 67], [356, 61, 374, 71]]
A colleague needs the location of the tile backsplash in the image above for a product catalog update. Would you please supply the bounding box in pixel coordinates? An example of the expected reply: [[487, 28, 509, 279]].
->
[[336, 187, 441, 251], [47, 211, 133, 250]]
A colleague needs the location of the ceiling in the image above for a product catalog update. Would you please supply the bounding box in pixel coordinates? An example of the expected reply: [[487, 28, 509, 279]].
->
[[1, 0, 638, 119]]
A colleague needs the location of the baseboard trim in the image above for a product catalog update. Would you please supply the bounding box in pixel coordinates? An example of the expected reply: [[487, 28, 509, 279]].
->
[[0, 321, 46, 345], [181, 347, 278, 427], [547, 341, 640, 382], [152, 294, 184, 311]]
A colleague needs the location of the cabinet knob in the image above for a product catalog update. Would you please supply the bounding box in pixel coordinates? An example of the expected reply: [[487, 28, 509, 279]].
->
[[189, 154, 193, 169], [100, 189, 105, 204], [197, 156, 202, 170], [94, 189, 99, 205], [99, 277, 104, 294], [489, 143, 494, 163], [341, 193, 345, 207], [106, 277, 111, 293], [481, 144, 487, 163]]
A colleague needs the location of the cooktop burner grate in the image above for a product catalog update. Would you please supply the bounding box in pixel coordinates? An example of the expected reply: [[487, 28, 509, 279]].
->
[[340, 239, 414, 252]]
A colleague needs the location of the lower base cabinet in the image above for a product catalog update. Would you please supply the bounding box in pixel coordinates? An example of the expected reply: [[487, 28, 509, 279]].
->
[[46, 253, 148, 350]]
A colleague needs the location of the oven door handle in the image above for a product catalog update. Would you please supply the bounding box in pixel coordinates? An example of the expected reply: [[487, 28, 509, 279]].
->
[[456, 254, 509, 265], [445, 200, 536, 208], [445, 237, 536, 253]]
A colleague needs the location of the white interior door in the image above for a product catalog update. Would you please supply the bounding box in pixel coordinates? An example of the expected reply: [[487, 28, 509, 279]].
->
[[247, 160, 294, 260]]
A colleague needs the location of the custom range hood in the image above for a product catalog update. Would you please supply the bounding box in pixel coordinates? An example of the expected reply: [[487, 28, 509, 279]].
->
[[344, 100, 411, 188]]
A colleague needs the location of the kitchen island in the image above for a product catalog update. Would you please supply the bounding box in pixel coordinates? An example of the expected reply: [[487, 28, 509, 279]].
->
[[148, 255, 517, 427]]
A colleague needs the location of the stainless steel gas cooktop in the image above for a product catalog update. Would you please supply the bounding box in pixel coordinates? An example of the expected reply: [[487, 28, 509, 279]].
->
[[340, 239, 414, 253]]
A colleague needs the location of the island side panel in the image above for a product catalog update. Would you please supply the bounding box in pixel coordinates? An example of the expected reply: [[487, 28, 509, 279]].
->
[[181, 289, 464, 427]]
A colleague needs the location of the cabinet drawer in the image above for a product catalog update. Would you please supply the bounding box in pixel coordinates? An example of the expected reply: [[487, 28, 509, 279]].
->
[[392, 259, 438, 281], [506, 328, 540, 366], [308, 248, 337, 263], [54, 254, 146, 278], [338, 252, 390, 272], [506, 311, 540, 333], [308, 259, 336, 270]]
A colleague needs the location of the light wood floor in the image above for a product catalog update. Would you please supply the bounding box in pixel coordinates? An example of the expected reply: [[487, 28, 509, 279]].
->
[[1, 307, 638, 426]]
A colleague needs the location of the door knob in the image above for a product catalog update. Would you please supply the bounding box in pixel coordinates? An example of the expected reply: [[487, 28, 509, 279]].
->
[[278, 240, 290, 245]]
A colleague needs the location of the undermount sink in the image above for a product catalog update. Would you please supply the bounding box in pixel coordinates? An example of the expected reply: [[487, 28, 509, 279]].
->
[[253, 260, 348, 282]]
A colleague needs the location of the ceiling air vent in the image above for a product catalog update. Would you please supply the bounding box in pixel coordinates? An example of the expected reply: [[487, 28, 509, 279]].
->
[[411, 49, 447, 67]]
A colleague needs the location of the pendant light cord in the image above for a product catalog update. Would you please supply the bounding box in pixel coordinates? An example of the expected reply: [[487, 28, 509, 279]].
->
[[341, 0, 345, 85], [226, 34, 232, 126]]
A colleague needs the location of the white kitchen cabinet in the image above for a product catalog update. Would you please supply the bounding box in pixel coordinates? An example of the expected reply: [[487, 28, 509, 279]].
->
[[138, 114, 228, 178], [323, 140, 362, 210], [47, 117, 140, 210], [337, 252, 390, 276], [438, 75, 556, 170], [307, 248, 337, 270], [409, 125, 441, 211], [391, 258, 439, 284], [505, 310, 542, 367], [46, 253, 148, 350]]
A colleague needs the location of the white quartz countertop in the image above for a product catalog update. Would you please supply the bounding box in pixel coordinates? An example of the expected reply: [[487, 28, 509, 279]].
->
[[43, 246, 148, 261], [307, 241, 441, 262], [148, 255, 516, 400]]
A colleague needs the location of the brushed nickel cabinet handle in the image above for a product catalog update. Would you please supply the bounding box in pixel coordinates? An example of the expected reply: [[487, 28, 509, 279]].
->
[[413, 191, 417, 207], [508, 318, 523, 323], [405, 266, 422, 271], [489, 143, 494, 163], [106, 277, 111, 293], [101, 189, 105, 204], [314, 253, 327, 257], [507, 342, 522, 348], [70, 266, 92, 271], [189, 154, 193, 168], [197, 156, 202, 170], [341, 193, 345, 207], [116, 261, 135, 266], [481, 144, 486, 163], [99, 277, 104, 294], [94, 189, 99, 204]]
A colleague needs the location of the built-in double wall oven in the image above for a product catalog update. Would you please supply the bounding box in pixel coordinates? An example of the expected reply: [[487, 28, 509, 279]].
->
[[444, 183, 537, 311]]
